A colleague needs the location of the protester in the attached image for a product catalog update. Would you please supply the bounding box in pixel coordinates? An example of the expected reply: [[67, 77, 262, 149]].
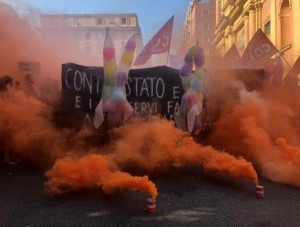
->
[[0, 75, 13, 92]]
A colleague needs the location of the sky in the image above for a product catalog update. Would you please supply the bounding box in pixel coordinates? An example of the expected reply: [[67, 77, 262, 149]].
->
[[2, 0, 193, 46]]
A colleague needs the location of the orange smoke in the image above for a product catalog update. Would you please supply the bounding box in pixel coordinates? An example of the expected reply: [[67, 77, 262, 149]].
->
[[108, 117, 258, 184], [0, 89, 67, 167], [207, 68, 300, 187], [44, 116, 257, 199], [45, 154, 158, 199], [0, 2, 160, 200], [7, 0, 300, 203], [0, 88, 160, 199], [0, 3, 62, 80], [241, 117, 300, 187]]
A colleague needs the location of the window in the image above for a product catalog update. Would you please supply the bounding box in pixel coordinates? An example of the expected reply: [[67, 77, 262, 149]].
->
[[121, 17, 127, 25], [203, 9, 210, 18], [264, 21, 271, 35], [96, 17, 103, 25], [203, 23, 210, 30]]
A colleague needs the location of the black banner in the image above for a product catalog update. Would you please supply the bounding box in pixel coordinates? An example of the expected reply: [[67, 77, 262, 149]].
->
[[60, 63, 265, 130], [61, 63, 184, 129]]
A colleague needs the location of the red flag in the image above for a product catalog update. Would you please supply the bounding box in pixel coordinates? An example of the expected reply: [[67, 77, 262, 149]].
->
[[241, 29, 278, 66], [284, 56, 300, 86], [286, 56, 300, 79], [133, 15, 174, 66], [223, 44, 241, 67]]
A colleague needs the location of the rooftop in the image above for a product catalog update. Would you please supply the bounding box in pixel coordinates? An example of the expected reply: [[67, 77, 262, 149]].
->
[[40, 13, 138, 18]]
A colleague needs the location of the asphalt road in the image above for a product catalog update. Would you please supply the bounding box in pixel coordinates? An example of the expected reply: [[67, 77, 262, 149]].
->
[[1, 162, 300, 227]]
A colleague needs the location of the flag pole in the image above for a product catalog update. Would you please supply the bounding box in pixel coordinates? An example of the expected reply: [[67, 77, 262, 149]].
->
[[277, 52, 292, 69], [277, 44, 292, 69], [166, 49, 170, 66], [166, 15, 174, 66]]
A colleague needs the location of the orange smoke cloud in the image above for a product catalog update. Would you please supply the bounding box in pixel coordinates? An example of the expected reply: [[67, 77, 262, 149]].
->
[[45, 154, 158, 199], [0, 89, 67, 167], [5, 0, 300, 204], [44, 116, 257, 199], [0, 2, 158, 201], [0, 3, 62, 80], [108, 116, 258, 184], [241, 117, 300, 187], [0, 88, 159, 199], [207, 69, 300, 187]]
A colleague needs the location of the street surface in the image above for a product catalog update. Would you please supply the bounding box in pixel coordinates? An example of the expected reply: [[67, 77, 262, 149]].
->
[[1, 162, 300, 227]]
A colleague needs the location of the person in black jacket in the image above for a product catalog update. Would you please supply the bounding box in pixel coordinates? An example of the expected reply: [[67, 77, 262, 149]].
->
[[0, 75, 13, 92]]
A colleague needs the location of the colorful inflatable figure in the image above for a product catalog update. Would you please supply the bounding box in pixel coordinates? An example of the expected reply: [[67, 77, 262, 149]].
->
[[94, 30, 137, 128], [175, 45, 205, 132]]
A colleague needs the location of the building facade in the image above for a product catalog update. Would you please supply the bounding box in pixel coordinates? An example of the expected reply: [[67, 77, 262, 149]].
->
[[37, 13, 143, 66], [184, 0, 216, 54], [213, 0, 300, 66]]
